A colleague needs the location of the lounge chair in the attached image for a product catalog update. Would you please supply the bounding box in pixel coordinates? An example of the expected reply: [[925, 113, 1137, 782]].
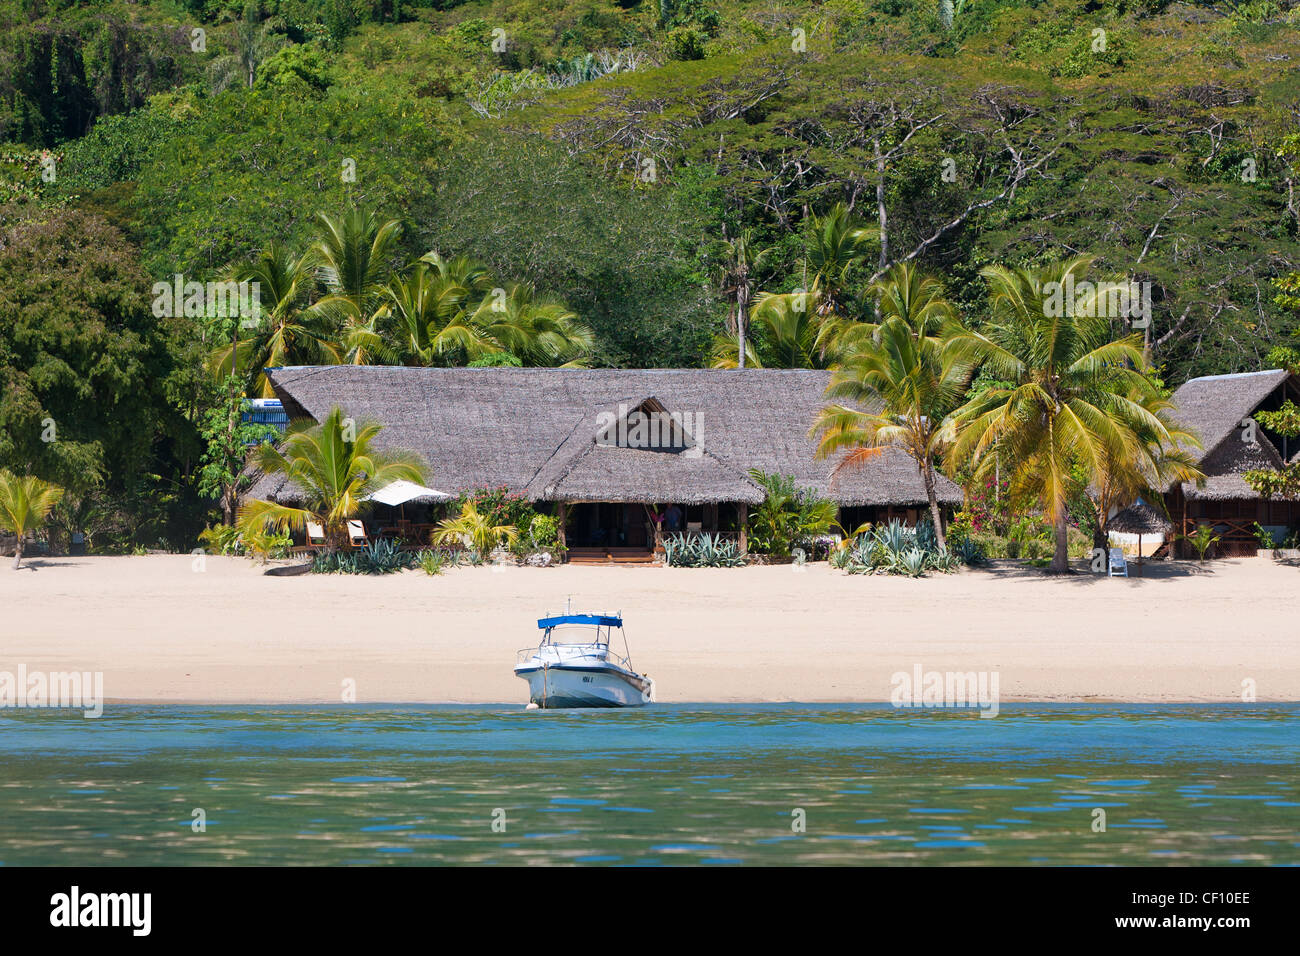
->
[[306, 522, 327, 547], [1108, 547, 1128, 578], [348, 520, 369, 547]]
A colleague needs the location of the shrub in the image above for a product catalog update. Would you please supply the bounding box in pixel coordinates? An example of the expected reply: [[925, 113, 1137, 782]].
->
[[746, 470, 836, 558], [198, 524, 244, 556], [841, 519, 960, 577], [952, 537, 985, 566], [511, 512, 565, 557], [663, 532, 746, 567], [417, 549, 448, 575], [312, 538, 413, 574]]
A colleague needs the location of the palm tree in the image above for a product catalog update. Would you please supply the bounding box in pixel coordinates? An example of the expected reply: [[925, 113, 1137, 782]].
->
[[386, 254, 592, 368], [431, 501, 519, 555], [714, 229, 774, 370], [237, 407, 426, 551], [805, 202, 875, 318], [207, 4, 280, 92], [210, 243, 340, 396], [0, 470, 64, 569], [946, 256, 1172, 573], [454, 283, 593, 367], [309, 208, 404, 365], [812, 265, 969, 551], [711, 287, 832, 369]]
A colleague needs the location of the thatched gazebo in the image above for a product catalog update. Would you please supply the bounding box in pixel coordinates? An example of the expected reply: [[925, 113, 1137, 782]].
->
[[1108, 500, 1172, 574]]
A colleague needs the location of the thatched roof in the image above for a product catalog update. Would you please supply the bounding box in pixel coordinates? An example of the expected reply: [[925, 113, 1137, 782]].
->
[[246, 366, 964, 508], [1168, 369, 1293, 501], [1108, 500, 1171, 534]]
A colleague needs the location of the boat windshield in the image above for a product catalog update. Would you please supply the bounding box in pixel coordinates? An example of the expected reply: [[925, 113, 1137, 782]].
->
[[528, 611, 635, 670]]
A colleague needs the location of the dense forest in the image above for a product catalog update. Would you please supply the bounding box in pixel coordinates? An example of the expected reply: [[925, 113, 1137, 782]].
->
[[1, 0, 1298, 549]]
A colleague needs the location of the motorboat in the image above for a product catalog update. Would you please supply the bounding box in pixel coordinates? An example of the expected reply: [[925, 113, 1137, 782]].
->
[[515, 610, 654, 709]]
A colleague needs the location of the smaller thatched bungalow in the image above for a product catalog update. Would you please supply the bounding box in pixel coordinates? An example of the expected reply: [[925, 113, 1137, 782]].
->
[[246, 366, 963, 559], [1165, 369, 1300, 557]]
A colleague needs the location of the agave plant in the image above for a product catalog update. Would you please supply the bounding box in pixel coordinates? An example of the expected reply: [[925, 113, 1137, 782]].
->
[[663, 533, 746, 568], [873, 519, 913, 555], [899, 548, 929, 577]]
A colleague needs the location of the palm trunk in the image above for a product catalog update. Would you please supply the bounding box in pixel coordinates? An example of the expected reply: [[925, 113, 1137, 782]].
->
[[12, 537, 23, 570], [737, 298, 747, 371], [1051, 505, 1070, 574], [922, 460, 947, 552]]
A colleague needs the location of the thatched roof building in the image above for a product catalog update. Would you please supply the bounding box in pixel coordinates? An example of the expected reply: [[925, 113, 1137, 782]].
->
[[1164, 369, 1300, 556], [247, 366, 962, 514]]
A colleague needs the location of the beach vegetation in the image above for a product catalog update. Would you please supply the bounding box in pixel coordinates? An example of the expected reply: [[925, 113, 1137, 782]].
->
[[196, 376, 282, 527], [514, 513, 565, 559], [1179, 525, 1222, 565], [237, 406, 427, 551], [745, 470, 837, 558], [946, 257, 1181, 574], [197, 523, 245, 556], [0, 469, 65, 569], [814, 263, 970, 552], [840, 518, 963, 576], [310, 538, 415, 574], [663, 532, 746, 567], [432, 500, 520, 555], [416, 549, 449, 576]]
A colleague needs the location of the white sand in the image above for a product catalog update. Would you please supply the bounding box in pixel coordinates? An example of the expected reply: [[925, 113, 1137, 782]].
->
[[2, 554, 1296, 704]]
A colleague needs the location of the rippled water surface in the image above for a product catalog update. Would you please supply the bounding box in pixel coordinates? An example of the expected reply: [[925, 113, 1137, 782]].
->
[[0, 704, 1296, 865]]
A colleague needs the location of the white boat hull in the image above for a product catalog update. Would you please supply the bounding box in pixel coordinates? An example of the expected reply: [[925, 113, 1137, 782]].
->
[[515, 663, 653, 709]]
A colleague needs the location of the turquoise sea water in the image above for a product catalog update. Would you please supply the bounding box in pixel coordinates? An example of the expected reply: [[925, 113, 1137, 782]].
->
[[0, 704, 1297, 865]]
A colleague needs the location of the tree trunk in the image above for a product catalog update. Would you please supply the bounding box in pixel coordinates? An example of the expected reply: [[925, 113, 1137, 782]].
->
[[1050, 505, 1070, 574], [873, 137, 889, 272], [1092, 521, 1108, 555], [922, 460, 947, 552], [12, 537, 23, 570], [737, 294, 747, 370]]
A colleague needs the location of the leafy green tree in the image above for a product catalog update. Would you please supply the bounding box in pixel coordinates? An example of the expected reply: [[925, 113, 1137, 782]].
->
[[0, 205, 186, 498], [423, 129, 714, 367], [1244, 400, 1300, 500], [114, 90, 446, 278], [196, 376, 279, 527]]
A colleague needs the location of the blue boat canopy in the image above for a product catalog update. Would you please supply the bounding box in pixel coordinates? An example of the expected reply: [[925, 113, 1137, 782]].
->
[[538, 613, 622, 630]]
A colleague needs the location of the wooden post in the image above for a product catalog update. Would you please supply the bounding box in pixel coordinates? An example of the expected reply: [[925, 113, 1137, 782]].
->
[[557, 502, 567, 555], [737, 503, 748, 554]]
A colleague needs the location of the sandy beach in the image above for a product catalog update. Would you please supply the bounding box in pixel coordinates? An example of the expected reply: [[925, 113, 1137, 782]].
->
[[2, 554, 1296, 705]]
